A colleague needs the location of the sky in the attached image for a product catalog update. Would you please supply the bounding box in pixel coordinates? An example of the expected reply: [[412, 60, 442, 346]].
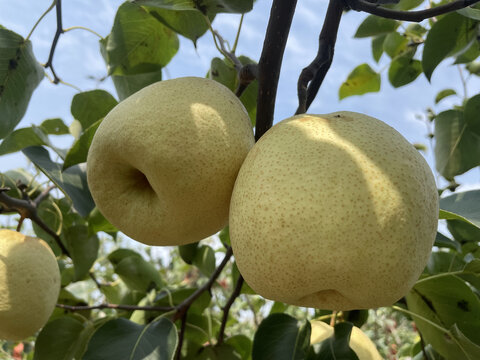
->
[[1, 0, 479, 192]]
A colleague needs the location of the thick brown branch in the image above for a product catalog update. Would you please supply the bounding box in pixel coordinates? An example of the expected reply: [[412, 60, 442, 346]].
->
[[44, 0, 64, 84], [255, 0, 298, 141], [346, 0, 480, 22], [217, 275, 244, 344], [296, 0, 344, 115]]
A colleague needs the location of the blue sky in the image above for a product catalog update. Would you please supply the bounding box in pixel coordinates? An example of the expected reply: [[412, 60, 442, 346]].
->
[[1, 0, 479, 191]]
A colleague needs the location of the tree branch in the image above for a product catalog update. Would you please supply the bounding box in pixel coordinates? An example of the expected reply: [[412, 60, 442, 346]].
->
[[56, 302, 173, 312], [296, 0, 344, 115], [44, 0, 64, 84], [255, 0, 298, 140], [172, 246, 233, 322], [175, 311, 188, 360], [217, 275, 244, 344], [0, 186, 70, 256], [345, 0, 480, 22]]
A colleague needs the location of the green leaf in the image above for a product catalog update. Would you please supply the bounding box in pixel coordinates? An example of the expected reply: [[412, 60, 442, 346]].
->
[[209, 57, 237, 91], [388, 51, 422, 88], [70, 90, 117, 130], [63, 119, 101, 170], [154, 287, 211, 312], [113, 255, 164, 292], [343, 310, 369, 328], [371, 35, 386, 63], [134, 0, 253, 16], [0, 126, 51, 156], [132, 0, 198, 11], [339, 64, 380, 99], [83, 318, 178, 360], [147, 7, 210, 43], [192, 245, 216, 277], [197, 344, 242, 359], [465, 94, 480, 136], [31, 198, 63, 255], [440, 190, 480, 229], [22, 146, 95, 217], [178, 241, 200, 264], [108, 248, 143, 265], [252, 313, 311, 360], [316, 322, 360, 360], [40, 118, 69, 135], [455, 41, 480, 64], [422, 13, 477, 80], [0, 28, 44, 139], [225, 335, 252, 360], [34, 316, 94, 360], [50, 288, 90, 321], [393, 0, 424, 10], [87, 207, 118, 234], [406, 275, 480, 359], [102, 2, 178, 76], [110, 67, 163, 101], [450, 324, 480, 359], [383, 32, 408, 58], [448, 219, 480, 244], [457, 7, 480, 21], [354, 16, 399, 38], [64, 225, 99, 281], [435, 89, 457, 104], [434, 232, 461, 252], [434, 110, 480, 179], [0, 168, 42, 200], [425, 251, 465, 275]]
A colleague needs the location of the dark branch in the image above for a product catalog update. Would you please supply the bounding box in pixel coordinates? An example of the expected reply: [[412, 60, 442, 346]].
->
[[345, 0, 480, 22], [0, 185, 70, 256], [217, 275, 244, 344], [172, 246, 233, 322], [296, 0, 344, 115], [44, 0, 64, 84], [236, 63, 258, 97], [255, 0, 298, 141], [56, 302, 173, 312], [175, 311, 188, 360]]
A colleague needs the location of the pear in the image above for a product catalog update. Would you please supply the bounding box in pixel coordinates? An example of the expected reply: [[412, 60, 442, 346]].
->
[[87, 77, 254, 246], [0, 229, 60, 340], [230, 112, 438, 310]]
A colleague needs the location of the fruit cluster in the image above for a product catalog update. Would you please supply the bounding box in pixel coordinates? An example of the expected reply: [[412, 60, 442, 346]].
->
[[0, 76, 438, 342]]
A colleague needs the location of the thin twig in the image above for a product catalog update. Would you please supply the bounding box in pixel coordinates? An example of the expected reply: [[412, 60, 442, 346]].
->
[[217, 276, 244, 344], [44, 0, 64, 84], [345, 0, 480, 22], [56, 302, 173, 312], [26, 0, 56, 41], [172, 247, 234, 322], [255, 0, 298, 141], [296, 0, 344, 114]]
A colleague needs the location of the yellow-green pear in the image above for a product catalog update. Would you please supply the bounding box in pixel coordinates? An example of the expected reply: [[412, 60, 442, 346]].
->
[[230, 112, 438, 310], [0, 229, 60, 340], [87, 77, 254, 246], [310, 320, 382, 359]]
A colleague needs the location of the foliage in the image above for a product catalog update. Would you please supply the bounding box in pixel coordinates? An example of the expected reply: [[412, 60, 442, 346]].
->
[[1, 0, 480, 359]]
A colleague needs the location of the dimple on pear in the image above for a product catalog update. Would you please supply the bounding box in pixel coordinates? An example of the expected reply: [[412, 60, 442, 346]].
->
[[87, 77, 254, 246], [230, 111, 438, 310]]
